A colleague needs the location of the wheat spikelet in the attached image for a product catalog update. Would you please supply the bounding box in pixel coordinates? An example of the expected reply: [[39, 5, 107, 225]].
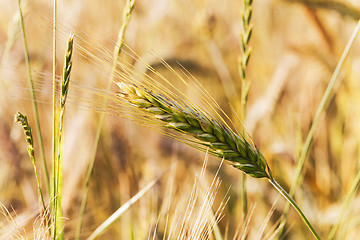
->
[[116, 82, 271, 179]]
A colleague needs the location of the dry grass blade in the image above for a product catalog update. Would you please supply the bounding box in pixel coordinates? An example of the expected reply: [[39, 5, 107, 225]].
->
[[87, 166, 170, 240], [116, 82, 270, 179]]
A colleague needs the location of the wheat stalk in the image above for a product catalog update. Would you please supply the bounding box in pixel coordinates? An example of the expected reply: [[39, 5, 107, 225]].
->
[[52, 33, 74, 240], [239, 0, 254, 219], [116, 82, 270, 179], [17, 0, 50, 194]]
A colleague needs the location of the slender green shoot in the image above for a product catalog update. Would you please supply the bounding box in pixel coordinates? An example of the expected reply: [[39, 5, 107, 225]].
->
[[75, 1, 135, 239], [17, 0, 50, 195], [278, 19, 360, 237], [51, 0, 58, 238], [239, 0, 253, 221]]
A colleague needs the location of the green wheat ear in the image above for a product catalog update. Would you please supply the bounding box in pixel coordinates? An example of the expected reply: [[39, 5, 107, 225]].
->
[[14, 112, 47, 214], [14, 112, 35, 160], [115, 81, 322, 239], [116, 82, 271, 179]]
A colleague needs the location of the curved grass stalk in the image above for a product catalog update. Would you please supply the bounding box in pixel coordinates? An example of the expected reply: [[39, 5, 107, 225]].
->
[[277, 19, 360, 238], [51, 0, 59, 238], [269, 179, 321, 240]]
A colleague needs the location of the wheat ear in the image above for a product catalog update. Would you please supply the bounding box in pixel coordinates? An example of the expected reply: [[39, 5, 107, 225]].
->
[[116, 82, 270, 179], [14, 112, 47, 215], [116, 82, 322, 239]]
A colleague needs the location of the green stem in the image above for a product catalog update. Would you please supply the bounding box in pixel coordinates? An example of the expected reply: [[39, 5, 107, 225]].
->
[[240, 79, 250, 221], [52, 0, 59, 238], [241, 173, 247, 221], [17, 0, 50, 195], [239, 0, 253, 222], [269, 178, 321, 240]]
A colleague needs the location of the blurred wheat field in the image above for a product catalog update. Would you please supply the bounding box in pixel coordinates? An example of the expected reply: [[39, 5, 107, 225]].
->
[[1, 0, 360, 239]]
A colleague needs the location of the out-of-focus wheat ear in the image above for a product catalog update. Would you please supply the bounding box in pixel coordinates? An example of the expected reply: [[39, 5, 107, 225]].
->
[[239, 0, 254, 221], [14, 112, 47, 218], [239, 0, 253, 83], [53, 33, 74, 240], [60, 34, 74, 109]]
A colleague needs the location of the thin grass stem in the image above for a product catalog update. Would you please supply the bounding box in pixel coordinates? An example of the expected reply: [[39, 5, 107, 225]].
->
[[269, 178, 321, 240], [75, 1, 135, 239], [17, 0, 50, 195], [239, 0, 253, 221], [52, 0, 59, 238]]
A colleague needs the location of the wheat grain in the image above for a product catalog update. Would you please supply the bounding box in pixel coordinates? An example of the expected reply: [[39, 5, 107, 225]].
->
[[116, 82, 271, 179]]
